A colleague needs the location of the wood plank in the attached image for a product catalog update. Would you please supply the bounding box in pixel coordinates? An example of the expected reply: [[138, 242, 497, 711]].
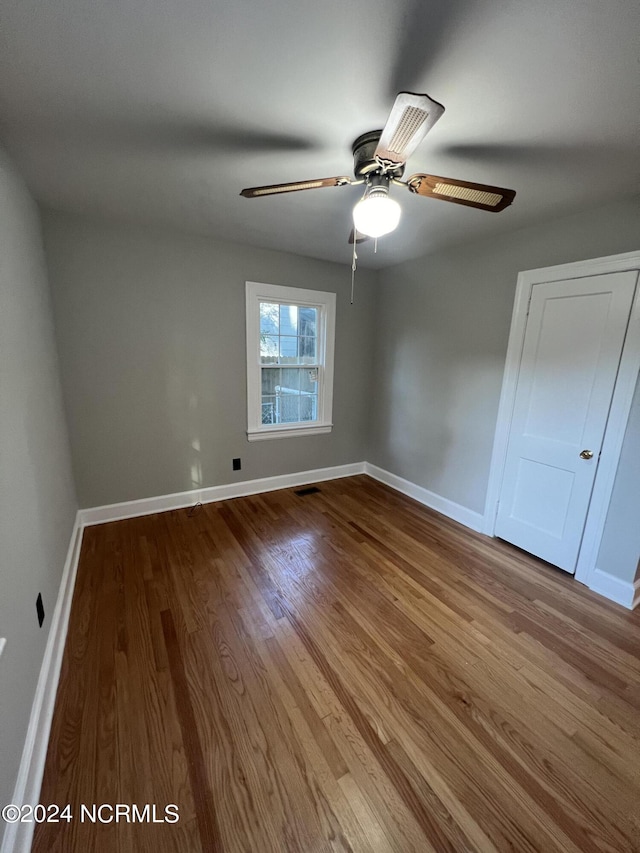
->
[[161, 608, 221, 851]]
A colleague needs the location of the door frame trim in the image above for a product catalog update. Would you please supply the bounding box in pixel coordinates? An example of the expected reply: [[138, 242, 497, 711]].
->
[[483, 250, 640, 588]]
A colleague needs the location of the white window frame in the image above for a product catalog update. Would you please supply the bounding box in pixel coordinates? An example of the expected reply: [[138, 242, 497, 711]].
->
[[245, 281, 336, 441]]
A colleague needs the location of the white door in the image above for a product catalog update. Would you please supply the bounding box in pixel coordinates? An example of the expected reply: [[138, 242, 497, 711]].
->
[[495, 271, 637, 572]]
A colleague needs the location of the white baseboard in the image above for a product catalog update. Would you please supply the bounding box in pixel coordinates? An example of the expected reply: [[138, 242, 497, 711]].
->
[[79, 462, 367, 526], [1, 516, 84, 853], [76, 462, 485, 536], [587, 568, 640, 610], [79, 460, 485, 534], [364, 463, 484, 533]]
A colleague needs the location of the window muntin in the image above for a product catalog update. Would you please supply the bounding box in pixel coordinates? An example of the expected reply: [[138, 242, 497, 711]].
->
[[259, 303, 317, 365], [261, 366, 318, 426], [246, 283, 335, 440]]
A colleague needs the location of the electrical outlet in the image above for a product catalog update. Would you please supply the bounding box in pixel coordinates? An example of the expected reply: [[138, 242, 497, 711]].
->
[[232, 458, 241, 471], [36, 593, 45, 628]]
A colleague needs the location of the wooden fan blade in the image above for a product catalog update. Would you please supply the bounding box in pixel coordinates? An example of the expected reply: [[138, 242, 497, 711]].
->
[[407, 173, 515, 212], [374, 92, 445, 166], [240, 176, 352, 198], [348, 229, 370, 245]]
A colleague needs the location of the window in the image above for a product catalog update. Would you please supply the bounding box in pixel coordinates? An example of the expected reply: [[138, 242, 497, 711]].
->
[[245, 281, 336, 440]]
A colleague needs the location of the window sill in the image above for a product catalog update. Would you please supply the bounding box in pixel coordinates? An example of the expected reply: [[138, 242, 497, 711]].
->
[[247, 423, 333, 442]]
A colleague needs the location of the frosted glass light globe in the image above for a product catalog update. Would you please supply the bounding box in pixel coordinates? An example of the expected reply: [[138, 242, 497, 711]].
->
[[353, 194, 401, 238]]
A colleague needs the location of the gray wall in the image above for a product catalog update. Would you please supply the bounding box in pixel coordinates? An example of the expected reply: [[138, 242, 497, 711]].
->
[[370, 197, 640, 582], [0, 149, 77, 820], [597, 373, 640, 582], [43, 211, 376, 508]]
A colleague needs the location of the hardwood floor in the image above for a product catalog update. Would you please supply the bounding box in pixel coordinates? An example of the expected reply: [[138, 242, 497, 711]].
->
[[33, 475, 640, 852]]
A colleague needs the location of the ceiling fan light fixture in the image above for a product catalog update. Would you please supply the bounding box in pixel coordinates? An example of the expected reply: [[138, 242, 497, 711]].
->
[[352, 188, 401, 238]]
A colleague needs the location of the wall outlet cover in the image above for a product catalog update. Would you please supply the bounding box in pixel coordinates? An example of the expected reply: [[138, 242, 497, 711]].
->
[[232, 458, 241, 471]]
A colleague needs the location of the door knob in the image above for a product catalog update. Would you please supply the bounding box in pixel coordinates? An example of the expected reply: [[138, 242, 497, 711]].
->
[[579, 449, 594, 460]]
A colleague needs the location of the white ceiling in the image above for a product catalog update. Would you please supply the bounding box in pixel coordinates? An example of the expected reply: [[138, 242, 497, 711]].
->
[[0, 0, 638, 268]]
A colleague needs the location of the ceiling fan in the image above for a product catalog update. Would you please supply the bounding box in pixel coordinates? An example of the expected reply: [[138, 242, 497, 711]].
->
[[240, 92, 516, 242]]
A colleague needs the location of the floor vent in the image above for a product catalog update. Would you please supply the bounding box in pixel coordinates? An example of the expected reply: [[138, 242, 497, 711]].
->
[[294, 486, 321, 496]]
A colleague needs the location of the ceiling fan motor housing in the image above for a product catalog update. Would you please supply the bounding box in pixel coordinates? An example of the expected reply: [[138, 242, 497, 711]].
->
[[352, 131, 405, 179]]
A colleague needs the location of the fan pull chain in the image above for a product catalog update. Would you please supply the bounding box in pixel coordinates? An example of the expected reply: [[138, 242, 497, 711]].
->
[[350, 236, 358, 305]]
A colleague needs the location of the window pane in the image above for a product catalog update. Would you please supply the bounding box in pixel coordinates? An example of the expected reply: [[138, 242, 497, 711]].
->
[[260, 334, 279, 362], [299, 307, 317, 336], [299, 336, 316, 361], [261, 397, 277, 425], [300, 394, 318, 421], [261, 368, 279, 395], [278, 336, 299, 360], [280, 304, 298, 334], [278, 395, 300, 423], [280, 368, 301, 392], [300, 368, 317, 394], [260, 303, 279, 335]]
